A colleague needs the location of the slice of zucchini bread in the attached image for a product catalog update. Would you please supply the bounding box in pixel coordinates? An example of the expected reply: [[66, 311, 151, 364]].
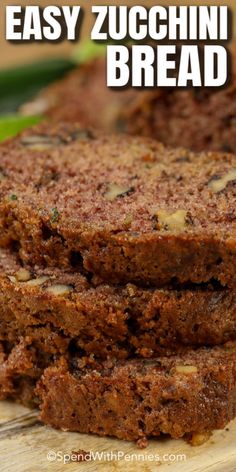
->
[[0, 122, 236, 287], [37, 344, 236, 441], [2, 339, 236, 442], [1, 249, 236, 360]]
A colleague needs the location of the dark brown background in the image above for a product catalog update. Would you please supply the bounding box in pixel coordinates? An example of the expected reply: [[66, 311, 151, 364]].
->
[[0, 0, 235, 69]]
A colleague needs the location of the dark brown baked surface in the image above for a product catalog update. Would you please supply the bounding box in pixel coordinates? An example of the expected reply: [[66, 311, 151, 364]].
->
[[25, 52, 236, 153], [1, 249, 236, 360], [0, 122, 236, 287], [37, 344, 236, 441]]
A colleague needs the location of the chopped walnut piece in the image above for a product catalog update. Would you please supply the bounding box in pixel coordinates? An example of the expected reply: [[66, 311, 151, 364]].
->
[[15, 268, 31, 282], [21, 135, 61, 151], [70, 129, 94, 141], [175, 365, 198, 374], [123, 214, 133, 226], [189, 431, 211, 446], [104, 183, 134, 201], [156, 209, 188, 232], [126, 284, 137, 297], [8, 276, 16, 283], [46, 284, 73, 296], [208, 169, 236, 193], [26, 276, 49, 287]]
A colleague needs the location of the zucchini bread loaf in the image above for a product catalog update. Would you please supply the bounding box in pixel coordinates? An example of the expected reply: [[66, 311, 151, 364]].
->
[[23, 52, 236, 153], [0, 122, 236, 287], [0, 120, 236, 445]]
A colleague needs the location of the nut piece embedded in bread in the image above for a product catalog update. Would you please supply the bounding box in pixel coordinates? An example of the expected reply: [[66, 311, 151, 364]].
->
[[46, 284, 73, 296], [208, 169, 236, 193], [156, 209, 188, 231], [15, 268, 32, 282]]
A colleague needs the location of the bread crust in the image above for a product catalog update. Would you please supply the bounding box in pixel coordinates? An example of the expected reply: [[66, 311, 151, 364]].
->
[[1, 248, 236, 359]]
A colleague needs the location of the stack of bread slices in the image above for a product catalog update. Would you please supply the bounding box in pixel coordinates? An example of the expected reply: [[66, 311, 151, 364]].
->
[[1, 56, 236, 445], [0, 52, 236, 446]]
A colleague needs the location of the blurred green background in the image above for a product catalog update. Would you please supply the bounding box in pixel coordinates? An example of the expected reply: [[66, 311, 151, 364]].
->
[[0, 0, 234, 140]]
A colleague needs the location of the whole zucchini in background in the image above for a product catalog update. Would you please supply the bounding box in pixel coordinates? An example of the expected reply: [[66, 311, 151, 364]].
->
[[0, 115, 43, 142], [0, 41, 107, 141], [0, 41, 107, 114], [0, 58, 75, 114]]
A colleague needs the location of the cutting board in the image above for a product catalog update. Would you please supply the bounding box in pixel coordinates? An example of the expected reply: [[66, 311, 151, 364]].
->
[[0, 401, 236, 472]]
